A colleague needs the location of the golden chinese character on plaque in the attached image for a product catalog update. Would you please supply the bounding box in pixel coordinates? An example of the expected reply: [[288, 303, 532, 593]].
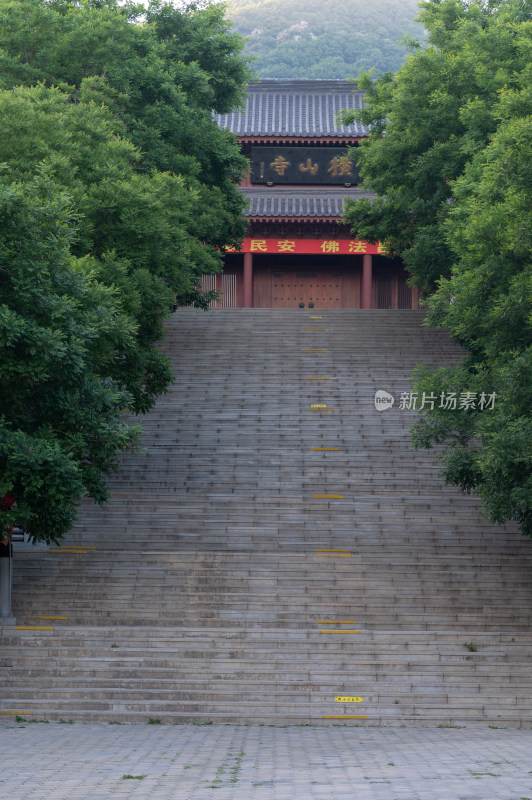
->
[[321, 240, 340, 253], [377, 242, 386, 254], [277, 240, 296, 253], [348, 241, 367, 254], [270, 155, 290, 176], [327, 156, 352, 177], [298, 158, 319, 175], [250, 239, 268, 252]]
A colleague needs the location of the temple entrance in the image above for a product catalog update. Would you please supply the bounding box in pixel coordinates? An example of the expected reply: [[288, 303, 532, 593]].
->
[[219, 250, 419, 309], [271, 271, 344, 308], [252, 257, 361, 308]]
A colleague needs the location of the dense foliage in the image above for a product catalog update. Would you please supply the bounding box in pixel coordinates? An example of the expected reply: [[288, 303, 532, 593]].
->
[[342, 0, 532, 537], [341, 0, 531, 291], [0, 0, 251, 542], [226, 0, 424, 79], [0, 177, 138, 542]]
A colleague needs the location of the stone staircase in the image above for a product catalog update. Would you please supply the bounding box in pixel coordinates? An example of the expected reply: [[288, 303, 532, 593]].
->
[[2, 309, 531, 726]]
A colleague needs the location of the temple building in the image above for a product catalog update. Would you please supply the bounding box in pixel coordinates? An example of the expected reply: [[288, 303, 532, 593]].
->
[[211, 79, 419, 310]]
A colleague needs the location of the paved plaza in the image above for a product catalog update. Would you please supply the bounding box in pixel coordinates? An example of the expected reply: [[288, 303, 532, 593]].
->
[[2, 721, 532, 799]]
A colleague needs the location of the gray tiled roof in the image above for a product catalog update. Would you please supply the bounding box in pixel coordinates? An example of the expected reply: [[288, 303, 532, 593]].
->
[[215, 80, 367, 139], [243, 187, 375, 218]]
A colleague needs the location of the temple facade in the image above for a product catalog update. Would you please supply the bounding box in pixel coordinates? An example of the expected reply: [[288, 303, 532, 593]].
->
[[212, 79, 419, 310]]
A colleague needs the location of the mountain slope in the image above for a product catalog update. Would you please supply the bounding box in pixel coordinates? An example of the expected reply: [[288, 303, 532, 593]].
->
[[226, 0, 425, 79]]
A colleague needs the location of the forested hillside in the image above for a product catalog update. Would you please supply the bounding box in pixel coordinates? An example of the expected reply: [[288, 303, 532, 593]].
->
[[226, 0, 425, 79]]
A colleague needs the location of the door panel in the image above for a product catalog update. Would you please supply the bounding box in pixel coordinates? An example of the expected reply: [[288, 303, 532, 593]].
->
[[271, 272, 343, 308]]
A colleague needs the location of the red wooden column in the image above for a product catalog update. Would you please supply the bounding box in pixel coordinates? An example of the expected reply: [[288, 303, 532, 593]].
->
[[411, 285, 420, 309], [243, 252, 253, 308], [361, 254, 373, 309]]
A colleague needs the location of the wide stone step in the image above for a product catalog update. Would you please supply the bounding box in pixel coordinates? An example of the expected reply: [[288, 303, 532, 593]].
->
[[5, 309, 531, 726]]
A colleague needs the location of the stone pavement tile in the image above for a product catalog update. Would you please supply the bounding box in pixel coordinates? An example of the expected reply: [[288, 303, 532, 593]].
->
[[1, 722, 532, 800]]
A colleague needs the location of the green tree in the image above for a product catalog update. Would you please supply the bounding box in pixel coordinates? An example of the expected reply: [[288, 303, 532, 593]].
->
[[341, 0, 531, 291], [0, 0, 251, 412], [0, 0, 251, 541], [0, 176, 139, 542], [0, 0, 250, 198], [340, 0, 532, 536], [0, 1, 251, 407], [0, 80, 229, 409], [411, 64, 532, 537]]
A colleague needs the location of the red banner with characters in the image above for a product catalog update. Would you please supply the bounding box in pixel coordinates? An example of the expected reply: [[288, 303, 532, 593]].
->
[[224, 239, 384, 255]]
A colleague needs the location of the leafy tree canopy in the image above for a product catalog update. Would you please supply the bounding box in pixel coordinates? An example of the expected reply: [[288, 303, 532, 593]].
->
[[0, 0, 252, 541], [226, 0, 425, 78], [0, 175, 139, 542], [341, 0, 531, 291], [411, 60, 532, 537], [341, 0, 532, 536]]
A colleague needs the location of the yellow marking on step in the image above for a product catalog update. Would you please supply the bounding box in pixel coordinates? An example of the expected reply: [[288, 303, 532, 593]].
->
[[307, 377, 331, 380], [118, 409, 131, 413], [15, 626, 54, 631], [317, 620, 356, 624], [55, 546, 95, 550], [0, 711, 32, 715], [309, 316, 323, 318], [335, 697, 363, 703], [28, 616, 68, 621], [320, 630, 360, 634], [316, 554, 351, 558], [313, 494, 344, 499], [323, 716, 368, 720], [311, 447, 339, 451]]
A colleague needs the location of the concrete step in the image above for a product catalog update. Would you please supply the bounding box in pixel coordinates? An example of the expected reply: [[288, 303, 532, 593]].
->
[[4, 309, 532, 726]]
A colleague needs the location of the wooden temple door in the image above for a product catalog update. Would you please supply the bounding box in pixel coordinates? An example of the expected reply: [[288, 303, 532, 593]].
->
[[271, 271, 344, 308]]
